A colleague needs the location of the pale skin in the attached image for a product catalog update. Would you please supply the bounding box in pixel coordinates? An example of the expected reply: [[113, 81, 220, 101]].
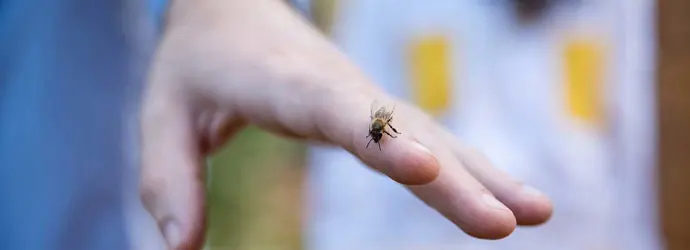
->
[[139, 0, 554, 249]]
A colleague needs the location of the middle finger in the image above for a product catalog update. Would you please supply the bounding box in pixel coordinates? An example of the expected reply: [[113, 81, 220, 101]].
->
[[404, 117, 517, 240]]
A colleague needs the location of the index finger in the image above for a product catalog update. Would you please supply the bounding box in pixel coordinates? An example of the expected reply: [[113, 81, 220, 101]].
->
[[316, 93, 442, 186], [236, 82, 441, 185]]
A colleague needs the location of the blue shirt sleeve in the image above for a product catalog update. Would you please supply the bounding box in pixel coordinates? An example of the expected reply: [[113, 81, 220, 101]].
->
[[0, 1, 154, 249], [149, 0, 170, 27]]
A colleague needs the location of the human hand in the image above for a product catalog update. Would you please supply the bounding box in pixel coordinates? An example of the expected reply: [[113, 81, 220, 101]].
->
[[139, 0, 553, 249]]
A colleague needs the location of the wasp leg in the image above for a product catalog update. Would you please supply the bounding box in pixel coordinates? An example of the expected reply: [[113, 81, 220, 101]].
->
[[366, 133, 371, 138], [366, 138, 373, 148], [378, 142, 382, 151], [383, 130, 397, 138], [387, 122, 401, 134]]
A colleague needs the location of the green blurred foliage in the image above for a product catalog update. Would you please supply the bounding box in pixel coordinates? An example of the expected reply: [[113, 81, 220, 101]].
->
[[204, 126, 306, 250]]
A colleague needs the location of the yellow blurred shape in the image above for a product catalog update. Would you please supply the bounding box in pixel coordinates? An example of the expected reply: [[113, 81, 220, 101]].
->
[[563, 39, 605, 126], [408, 35, 454, 118]]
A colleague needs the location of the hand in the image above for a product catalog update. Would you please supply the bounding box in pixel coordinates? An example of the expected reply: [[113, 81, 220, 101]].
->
[[139, 0, 553, 249]]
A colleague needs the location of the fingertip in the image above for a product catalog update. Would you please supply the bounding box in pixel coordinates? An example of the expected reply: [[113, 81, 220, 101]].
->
[[516, 203, 553, 226], [392, 154, 440, 185], [406, 141, 441, 185], [161, 219, 182, 248], [512, 186, 554, 226], [462, 218, 516, 240], [378, 140, 440, 186], [151, 182, 207, 250], [459, 194, 517, 240]]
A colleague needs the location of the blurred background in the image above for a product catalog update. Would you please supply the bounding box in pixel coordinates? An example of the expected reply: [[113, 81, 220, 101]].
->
[[199, 0, 690, 249]]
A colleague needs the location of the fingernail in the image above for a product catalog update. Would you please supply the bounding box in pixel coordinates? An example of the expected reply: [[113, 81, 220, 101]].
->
[[388, 140, 439, 186], [483, 193, 509, 211], [522, 185, 543, 197], [163, 220, 181, 248], [412, 141, 432, 154]]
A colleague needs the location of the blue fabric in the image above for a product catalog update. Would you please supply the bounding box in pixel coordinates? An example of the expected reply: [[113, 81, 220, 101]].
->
[[0, 0, 153, 249], [149, 0, 169, 27]]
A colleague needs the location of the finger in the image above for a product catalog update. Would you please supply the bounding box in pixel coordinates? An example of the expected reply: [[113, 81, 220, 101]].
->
[[232, 83, 441, 185], [329, 94, 441, 185], [139, 75, 207, 250], [354, 134, 441, 186], [457, 146, 553, 226], [431, 126, 553, 225], [406, 133, 518, 240]]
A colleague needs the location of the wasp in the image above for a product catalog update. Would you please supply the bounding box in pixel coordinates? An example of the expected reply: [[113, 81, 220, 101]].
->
[[366, 101, 401, 150]]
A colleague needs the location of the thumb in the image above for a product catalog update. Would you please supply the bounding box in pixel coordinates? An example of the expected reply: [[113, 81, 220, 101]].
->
[[139, 77, 207, 250]]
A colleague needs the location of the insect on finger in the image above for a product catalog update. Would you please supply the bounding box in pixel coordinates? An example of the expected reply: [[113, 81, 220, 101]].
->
[[367, 100, 401, 150]]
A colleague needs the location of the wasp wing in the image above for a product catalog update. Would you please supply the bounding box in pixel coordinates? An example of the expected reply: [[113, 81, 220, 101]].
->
[[370, 100, 381, 118], [370, 100, 396, 120]]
